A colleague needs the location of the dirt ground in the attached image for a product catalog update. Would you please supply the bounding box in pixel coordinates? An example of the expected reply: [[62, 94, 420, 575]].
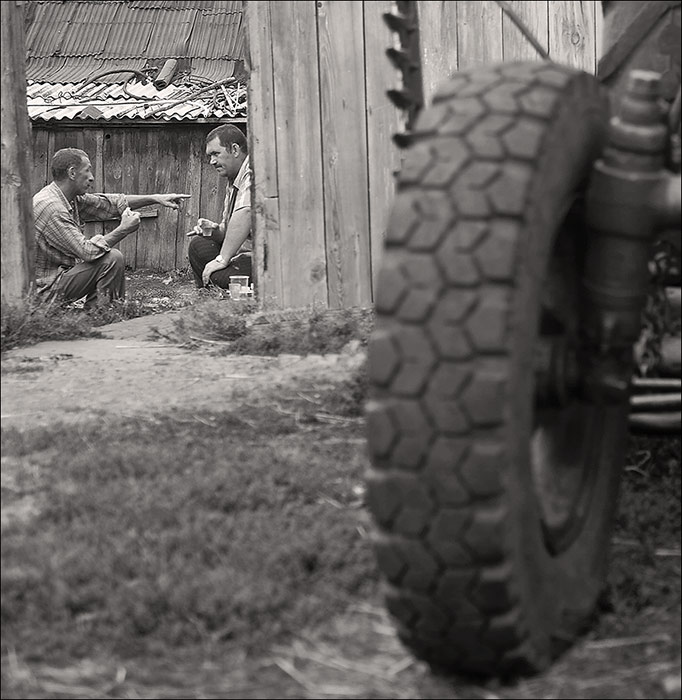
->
[[0, 312, 364, 432], [2, 311, 680, 699]]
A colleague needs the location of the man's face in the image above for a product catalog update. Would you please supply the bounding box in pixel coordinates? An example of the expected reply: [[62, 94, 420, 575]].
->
[[71, 157, 95, 194], [206, 137, 239, 179]]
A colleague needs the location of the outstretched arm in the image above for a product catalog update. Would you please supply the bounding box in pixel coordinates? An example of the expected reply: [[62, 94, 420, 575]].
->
[[126, 193, 191, 210]]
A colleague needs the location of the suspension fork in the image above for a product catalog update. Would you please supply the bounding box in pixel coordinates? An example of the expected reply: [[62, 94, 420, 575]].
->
[[582, 70, 681, 402]]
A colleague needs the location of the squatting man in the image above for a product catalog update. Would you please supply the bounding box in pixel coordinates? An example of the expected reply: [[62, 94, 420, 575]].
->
[[33, 147, 190, 308], [186, 124, 252, 290]]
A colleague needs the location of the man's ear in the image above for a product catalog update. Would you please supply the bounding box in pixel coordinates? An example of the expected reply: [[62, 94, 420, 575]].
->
[[68, 166, 76, 180]]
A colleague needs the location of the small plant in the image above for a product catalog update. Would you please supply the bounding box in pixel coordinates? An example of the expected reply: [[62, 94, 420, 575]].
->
[[162, 302, 375, 357], [1, 270, 200, 354], [1, 295, 102, 354]]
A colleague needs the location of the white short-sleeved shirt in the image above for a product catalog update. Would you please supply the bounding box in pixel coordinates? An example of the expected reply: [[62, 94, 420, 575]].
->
[[221, 155, 252, 253]]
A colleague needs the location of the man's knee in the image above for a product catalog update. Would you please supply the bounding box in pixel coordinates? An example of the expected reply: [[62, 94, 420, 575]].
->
[[188, 236, 219, 276], [101, 248, 125, 270], [188, 236, 200, 255]]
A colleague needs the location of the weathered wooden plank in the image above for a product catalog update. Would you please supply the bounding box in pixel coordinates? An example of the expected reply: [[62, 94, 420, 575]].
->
[[135, 129, 177, 272], [50, 129, 78, 155], [152, 126, 181, 271], [47, 131, 56, 180], [82, 127, 104, 238], [1, 0, 34, 303], [199, 130, 228, 234], [258, 196, 282, 307], [457, 1, 504, 70], [594, 0, 604, 68], [245, 0, 283, 307], [174, 126, 204, 272], [31, 127, 50, 195], [102, 131, 122, 193], [363, 0, 402, 297], [132, 130, 154, 269], [113, 128, 139, 268], [317, 0, 371, 309], [549, 1, 597, 73], [502, 0, 549, 62], [81, 128, 103, 191], [271, 0, 327, 308], [418, 0, 459, 105], [245, 2, 278, 199]]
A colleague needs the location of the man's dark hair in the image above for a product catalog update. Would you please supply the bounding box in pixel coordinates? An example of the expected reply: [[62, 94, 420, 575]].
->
[[206, 124, 248, 154], [52, 148, 89, 181]]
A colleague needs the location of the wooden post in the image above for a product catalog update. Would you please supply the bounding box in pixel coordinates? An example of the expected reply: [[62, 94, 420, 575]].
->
[[1, 0, 34, 305], [245, 0, 283, 308]]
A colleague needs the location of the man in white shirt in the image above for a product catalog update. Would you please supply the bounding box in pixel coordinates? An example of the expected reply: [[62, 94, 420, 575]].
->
[[187, 124, 252, 289]]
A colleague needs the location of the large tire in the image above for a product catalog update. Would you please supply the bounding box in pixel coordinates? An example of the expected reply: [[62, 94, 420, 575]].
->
[[365, 62, 629, 677]]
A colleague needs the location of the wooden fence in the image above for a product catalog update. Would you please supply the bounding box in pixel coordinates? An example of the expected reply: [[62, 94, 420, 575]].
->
[[2, 0, 34, 304], [30, 123, 233, 272], [247, 0, 603, 309]]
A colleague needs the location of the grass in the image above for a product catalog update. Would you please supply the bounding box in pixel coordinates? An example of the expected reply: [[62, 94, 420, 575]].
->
[[1, 419, 678, 699], [1, 399, 377, 665], [606, 435, 681, 623]]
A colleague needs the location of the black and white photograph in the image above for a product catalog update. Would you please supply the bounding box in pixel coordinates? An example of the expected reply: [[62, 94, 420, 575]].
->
[[1, 1, 680, 698]]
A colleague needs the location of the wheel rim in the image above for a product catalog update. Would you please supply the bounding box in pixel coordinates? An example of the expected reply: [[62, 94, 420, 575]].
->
[[531, 403, 604, 554], [530, 202, 604, 555]]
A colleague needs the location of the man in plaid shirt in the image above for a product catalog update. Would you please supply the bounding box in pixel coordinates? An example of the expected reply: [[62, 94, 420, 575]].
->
[[33, 148, 190, 309]]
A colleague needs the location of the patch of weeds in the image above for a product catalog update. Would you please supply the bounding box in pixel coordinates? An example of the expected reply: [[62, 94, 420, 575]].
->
[[601, 435, 680, 628], [163, 302, 375, 357], [167, 298, 259, 342], [325, 361, 369, 417], [1, 296, 102, 354], [1, 270, 201, 353], [82, 297, 173, 326], [1, 404, 377, 663]]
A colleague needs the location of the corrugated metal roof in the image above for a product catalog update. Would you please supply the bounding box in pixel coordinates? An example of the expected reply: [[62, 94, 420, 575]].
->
[[25, 0, 244, 83], [127, 0, 240, 12], [187, 10, 243, 59], [25, 57, 240, 87], [27, 79, 247, 122]]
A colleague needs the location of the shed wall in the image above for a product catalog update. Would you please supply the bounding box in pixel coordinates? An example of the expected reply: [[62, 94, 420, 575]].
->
[[247, 0, 603, 309]]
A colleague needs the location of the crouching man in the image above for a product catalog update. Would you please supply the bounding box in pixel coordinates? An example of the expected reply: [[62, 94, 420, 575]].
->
[[187, 124, 252, 289], [33, 147, 190, 309]]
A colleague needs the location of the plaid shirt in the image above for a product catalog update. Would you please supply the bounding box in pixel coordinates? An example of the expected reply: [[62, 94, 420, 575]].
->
[[33, 182, 128, 292]]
